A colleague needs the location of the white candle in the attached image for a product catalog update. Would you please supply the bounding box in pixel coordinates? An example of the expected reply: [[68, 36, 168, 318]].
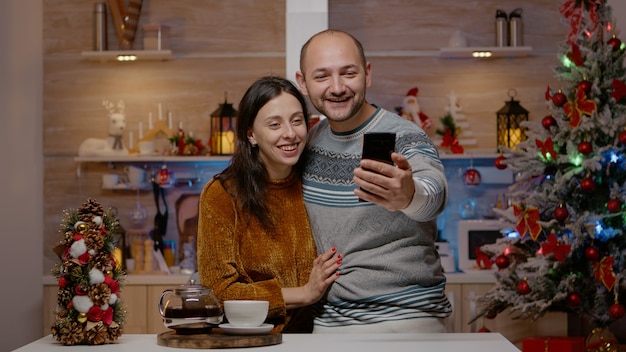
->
[[179, 121, 183, 130], [158, 103, 163, 120], [139, 122, 144, 139], [168, 112, 173, 129], [129, 131, 134, 149], [148, 112, 153, 129]]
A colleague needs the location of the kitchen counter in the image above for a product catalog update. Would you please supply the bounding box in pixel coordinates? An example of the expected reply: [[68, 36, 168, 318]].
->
[[14, 333, 520, 352], [42, 271, 496, 286]]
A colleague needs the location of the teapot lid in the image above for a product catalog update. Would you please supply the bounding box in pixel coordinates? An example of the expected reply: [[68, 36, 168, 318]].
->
[[174, 279, 213, 297]]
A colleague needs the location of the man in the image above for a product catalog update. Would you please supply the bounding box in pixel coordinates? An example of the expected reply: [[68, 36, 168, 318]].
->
[[295, 29, 451, 333]]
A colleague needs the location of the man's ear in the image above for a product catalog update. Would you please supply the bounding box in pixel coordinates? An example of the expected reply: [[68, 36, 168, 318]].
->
[[295, 71, 309, 96]]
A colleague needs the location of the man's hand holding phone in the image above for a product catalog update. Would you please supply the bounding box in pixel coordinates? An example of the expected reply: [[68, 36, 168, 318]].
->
[[355, 133, 415, 210]]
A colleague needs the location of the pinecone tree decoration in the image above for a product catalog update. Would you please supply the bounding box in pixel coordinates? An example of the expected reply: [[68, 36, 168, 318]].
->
[[50, 198, 126, 345]]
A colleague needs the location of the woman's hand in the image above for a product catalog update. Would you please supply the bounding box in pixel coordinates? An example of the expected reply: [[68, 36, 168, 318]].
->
[[282, 247, 341, 309]]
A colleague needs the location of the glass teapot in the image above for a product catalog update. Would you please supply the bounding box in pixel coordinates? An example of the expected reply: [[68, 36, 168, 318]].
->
[[158, 280, 223, 332]]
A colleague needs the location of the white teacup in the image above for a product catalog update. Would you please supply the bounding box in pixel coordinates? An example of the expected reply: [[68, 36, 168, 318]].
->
[[102, 174, 119, 189], [223, 300, 269, 327]]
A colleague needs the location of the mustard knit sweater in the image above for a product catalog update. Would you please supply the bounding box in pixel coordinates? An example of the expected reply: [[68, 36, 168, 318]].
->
[[197, 172, 317, 332]]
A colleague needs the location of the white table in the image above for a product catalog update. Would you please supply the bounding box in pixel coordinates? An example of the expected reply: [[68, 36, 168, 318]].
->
[[13, 333, 520, 351]]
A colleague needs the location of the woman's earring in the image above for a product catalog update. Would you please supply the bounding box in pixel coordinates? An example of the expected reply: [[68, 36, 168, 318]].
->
[[249, 140, 257, 147]]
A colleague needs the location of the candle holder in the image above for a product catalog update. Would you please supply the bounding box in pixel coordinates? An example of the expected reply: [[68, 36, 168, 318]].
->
[[497, 89, 528, 150]]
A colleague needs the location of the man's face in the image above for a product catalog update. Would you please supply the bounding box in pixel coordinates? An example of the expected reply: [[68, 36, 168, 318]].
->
[[296, 33, 371, 131]]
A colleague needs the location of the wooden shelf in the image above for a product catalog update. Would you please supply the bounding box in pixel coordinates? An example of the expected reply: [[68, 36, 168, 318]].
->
[[439, 46, 532, 59], [74, 155, 231, 163], [81, 50, 173, 62]]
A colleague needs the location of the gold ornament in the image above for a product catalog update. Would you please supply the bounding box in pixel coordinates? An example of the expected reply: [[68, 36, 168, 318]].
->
[[75, 222, 89, 233], [586, 327, 618, 352], [77, 312, 87, 323]]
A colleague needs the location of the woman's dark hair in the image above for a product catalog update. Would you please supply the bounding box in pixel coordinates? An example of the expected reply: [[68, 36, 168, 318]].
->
[[217, 76, 309, 228]]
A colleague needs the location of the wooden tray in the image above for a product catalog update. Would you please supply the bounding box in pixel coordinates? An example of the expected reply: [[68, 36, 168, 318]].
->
[[157, 329, 282, 349]]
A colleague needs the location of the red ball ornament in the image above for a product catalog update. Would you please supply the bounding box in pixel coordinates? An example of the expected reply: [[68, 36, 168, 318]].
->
[[567, 292, 582, 307], [495, 156, 507, 170], [585, 246, 600, 262], [542, 115, 557, 130], [580, 177, 595, 193], [607, 198, 622, 213], [552, 91, 567, 107], [517, 279, 531, 295], [609, 303, 625, 320], [578, 80, 592, 95], [608, 36, 622, 51], [577, 141, 592, 155], [485, 309, 498, 319], [554, 205, 569, 222], [463, 168, 481, 187], [495, 255, 510, 269], [478, 327, 491, 333], [619, 130, 626, 145]]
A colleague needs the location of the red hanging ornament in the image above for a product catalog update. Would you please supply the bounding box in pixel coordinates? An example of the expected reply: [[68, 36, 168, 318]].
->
[[157, 164, 174, 187], [578, 80, 592, 95], [485, 309, 498, 319], [554, 204, 569, 222], [578, 141, 592, 155], [607, 198, 622, 213], [477, 327, 491, 333], [495, 155, 507, 170], [619, 130, 626, 145], [585, 246, 600, 262], [463, 168, 481, 187], [542, 115, 557, 130], [608, 35, 622, 51], [517, 279, 531, 295], [567, 292, 582, 307], [609, 303, 625, 320], [552, 90, 567, 107], [495, 255, 510, 269], [580, 177, 595, 193]]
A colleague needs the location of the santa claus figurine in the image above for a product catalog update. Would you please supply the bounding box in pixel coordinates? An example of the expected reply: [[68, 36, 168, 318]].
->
[[401, 87, 432, 130]]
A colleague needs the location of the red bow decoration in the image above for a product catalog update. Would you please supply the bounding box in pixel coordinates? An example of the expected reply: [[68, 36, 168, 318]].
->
[[594, 255, 616, 290], [513, 204, 542, 241], [441, 129, 464, 154], [559, 0, 603, 45], [545, 85, 552, 101], [564, 85, 597, 127], [540, 233, 571, 262], [612, 79, 626, 102], [475, 247, 493, 270], [536, 137, 558, 161], [567, 43, 584, 66]]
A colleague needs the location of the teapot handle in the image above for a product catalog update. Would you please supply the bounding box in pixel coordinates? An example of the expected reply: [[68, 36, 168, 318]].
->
[[158, 289, 174, 316]]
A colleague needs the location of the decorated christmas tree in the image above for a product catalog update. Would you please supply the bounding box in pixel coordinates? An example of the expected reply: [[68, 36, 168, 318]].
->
[[50, 198, 126, 345], [474, 0, 626, 332]]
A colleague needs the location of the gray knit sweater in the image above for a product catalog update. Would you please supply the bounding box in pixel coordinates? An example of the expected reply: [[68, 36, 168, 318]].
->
[[303, 107, 451, 327]]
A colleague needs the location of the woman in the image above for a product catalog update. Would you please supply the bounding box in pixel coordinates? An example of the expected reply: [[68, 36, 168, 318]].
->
[[197, 76, 341, 333]]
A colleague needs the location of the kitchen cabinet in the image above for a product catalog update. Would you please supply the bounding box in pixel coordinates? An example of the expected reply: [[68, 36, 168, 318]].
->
[[444, 273, 567, 349], [43, 273, 567, 343]]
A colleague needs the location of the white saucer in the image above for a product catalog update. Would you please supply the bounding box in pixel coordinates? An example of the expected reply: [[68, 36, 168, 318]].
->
[[218, 323, 273, 335]]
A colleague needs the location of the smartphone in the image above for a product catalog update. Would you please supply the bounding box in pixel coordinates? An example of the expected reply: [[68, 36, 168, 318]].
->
[[361, 132, 396, 166], [359, 132, 396, 201]]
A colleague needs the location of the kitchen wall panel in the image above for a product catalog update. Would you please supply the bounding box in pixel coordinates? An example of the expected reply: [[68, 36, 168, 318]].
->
[[43, 0, 570, 273]]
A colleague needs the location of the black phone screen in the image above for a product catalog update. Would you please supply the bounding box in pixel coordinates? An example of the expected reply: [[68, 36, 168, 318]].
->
[[359, 132, 396, 201]]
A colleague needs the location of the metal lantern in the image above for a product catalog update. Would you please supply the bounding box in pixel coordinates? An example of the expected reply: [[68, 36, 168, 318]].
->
[[496, 89, 528, 150], [210, 93, 237, 155]]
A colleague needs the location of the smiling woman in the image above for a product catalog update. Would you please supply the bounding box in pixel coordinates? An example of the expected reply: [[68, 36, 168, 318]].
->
[[196, 76, 341, 333]]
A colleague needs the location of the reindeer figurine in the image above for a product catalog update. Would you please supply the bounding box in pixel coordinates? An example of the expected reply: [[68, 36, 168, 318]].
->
[[77, 100, 128, 156]]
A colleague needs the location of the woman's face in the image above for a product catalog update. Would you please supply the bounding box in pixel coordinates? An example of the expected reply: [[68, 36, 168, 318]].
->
[[248, 92, 307, 180]]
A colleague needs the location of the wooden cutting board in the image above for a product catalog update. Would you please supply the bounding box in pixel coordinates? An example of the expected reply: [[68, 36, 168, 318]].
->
[[157, 329, 282, 349]]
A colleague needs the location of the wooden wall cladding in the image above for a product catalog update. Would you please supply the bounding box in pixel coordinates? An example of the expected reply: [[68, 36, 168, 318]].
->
[[42, 0, 567, 272]]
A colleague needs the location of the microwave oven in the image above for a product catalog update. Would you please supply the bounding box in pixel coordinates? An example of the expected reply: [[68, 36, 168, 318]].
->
[[457, 219, 508, 272]]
